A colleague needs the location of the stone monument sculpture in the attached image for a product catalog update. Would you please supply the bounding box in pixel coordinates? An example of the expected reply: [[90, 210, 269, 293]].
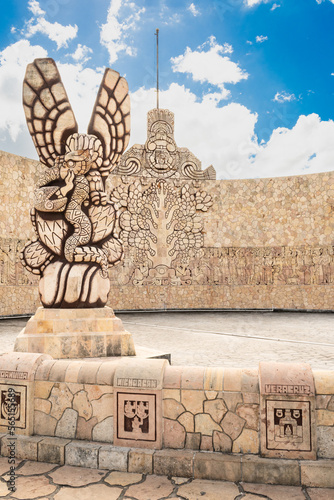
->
[[14, 58, 135, 357], [20, 58, 130, 308]]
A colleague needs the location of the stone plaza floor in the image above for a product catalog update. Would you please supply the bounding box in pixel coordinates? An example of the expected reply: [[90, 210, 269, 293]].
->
[[0, 311, 333, 498], [1, 310, 333, 369], [0, 458, 332, 499]]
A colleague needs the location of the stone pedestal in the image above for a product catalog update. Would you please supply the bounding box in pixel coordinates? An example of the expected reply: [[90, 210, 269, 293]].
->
[[14, 306, 136, 359]]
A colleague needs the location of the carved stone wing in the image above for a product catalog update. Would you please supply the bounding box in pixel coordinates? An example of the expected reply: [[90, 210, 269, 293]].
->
[[23, 58, 78, 167], [88, 68, 130, 177]]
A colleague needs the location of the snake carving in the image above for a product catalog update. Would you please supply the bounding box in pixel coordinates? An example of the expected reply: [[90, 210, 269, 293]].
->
[[21, 58, 130, 307]]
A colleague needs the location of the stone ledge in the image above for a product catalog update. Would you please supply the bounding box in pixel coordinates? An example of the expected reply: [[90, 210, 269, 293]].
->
[[0, 434, 333, 488]]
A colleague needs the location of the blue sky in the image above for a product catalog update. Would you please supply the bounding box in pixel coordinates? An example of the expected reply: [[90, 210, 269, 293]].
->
[[0, 0, 334, 179]]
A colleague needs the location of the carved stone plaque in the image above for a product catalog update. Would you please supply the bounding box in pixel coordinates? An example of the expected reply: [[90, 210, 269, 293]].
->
[[259, 362, 316, 459], [266, 400, 311, 452], [113, 359, 166, 449], [0, 385, 27, 429], [114, 389, 162, 448], [117, 392, 156, 442]]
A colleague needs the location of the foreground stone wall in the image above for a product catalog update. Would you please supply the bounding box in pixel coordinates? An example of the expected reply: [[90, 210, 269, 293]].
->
[[0, 352, 333, 487], [1, 148, 334, 315]]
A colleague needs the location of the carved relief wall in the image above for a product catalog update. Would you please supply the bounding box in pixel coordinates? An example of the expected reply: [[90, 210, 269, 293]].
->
[[1, 108, 334, 314]]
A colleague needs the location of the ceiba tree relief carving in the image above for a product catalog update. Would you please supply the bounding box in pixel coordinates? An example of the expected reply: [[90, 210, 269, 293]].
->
[[20, 58, 130, 307]]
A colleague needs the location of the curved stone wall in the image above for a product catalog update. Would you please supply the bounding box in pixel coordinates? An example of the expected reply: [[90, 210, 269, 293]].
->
[[0, 148, 333, 315]]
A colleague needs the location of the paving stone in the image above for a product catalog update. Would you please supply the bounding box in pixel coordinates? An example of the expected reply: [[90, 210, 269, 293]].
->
[[242, 482, 306, 499], [181, 390, 205, 414], [65, 441, 100, 468], [200, 435, 213, 451], [0, 480, 9, 497], [236, 404, 259, 431], [232, 428, 259, 454], [205, 391, 218, 400], [177, 479, 239, 500], [99, 445, 129, 471], [195, 413, 222, 435], [185, 432, 201, 450], [34, 398, 52, 414], [84, 384, 113, 402], [154, 449, 194, 478], [212, 430, 232, 452], [316, 410, 334, 426], [34, 381, 54, 399], [92, 416, 113, 442], [55, 408, 78, 438], [8, 475, 57, 499], [73, 391, 93, 420], [163, 398, 186, 419], [125, 474, 174, 500], [194, 452, 241, 482], [163, 418, 186, 448], [172, 476, 190, 485], [242, 495, 267, 499], [91, 393, 113, 422], [34, 411, 57, 436], [204, 398, 228, 423], [307, 487, 334, 499], [128, 449, 154, 474], [0, 456, 15, 475], [221, 411, 245, 440], [49, 384, 74, 420], [53, 484, 122, 500], [15, 460, 56, 475], [178, 411, 195, 432], [219, 392, 243, 412], [76, 416, 98, 440], [38, 437, 70, 464], [49, 465, 106, 486], [317, 427, 334, 458], [105, 470, 143, 486]]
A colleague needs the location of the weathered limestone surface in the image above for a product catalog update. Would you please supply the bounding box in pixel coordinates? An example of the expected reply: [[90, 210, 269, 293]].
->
[[1, 145, 333, 315]]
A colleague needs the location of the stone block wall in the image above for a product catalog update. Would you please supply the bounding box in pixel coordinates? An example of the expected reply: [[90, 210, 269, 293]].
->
[[1, 148, 334, 315], [1, 353, 333, 460], [1, 353, 334, 486]]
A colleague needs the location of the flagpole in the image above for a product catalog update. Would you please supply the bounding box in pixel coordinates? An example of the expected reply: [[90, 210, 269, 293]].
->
[[155, 28, 159, 109]]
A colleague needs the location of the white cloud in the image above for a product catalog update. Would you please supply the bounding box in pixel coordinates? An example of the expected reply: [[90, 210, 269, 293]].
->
[[2, 55, 334, 182], [27, 0, 45, 16], [273, 91, 296, 103], [245, 0, 270, 6], [250, 114, 334, 178], [188, 3, 200, 16], [256, 35, 268, 43], [100, 0, 145, 64], [171, 36, 248, 100], [0, 40, 47, 144], [24, 0, 77, 49], [68, 44, 93, 64], [271, 3, 281, 10], [26, 18, 78, 49]]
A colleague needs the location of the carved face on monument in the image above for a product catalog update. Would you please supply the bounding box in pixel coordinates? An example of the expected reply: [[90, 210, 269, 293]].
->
[[20, 58, 130, 308]]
